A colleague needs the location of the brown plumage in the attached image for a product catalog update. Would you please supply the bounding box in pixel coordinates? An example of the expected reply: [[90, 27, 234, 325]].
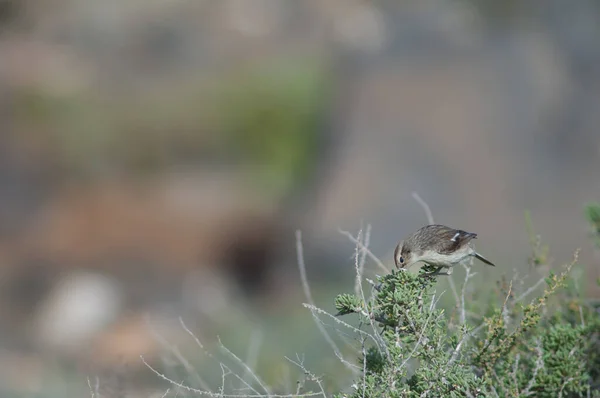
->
[[394, 224, 495, 275]]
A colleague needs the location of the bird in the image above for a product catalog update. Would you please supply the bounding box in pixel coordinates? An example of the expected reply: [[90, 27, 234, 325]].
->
[[394, 224, 495, 276]]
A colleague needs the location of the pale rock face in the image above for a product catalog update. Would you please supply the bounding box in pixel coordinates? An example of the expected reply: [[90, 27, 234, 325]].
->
[[33, 272, 122, 353]]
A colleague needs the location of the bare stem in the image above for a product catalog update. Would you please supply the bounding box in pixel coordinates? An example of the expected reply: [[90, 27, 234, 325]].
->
[[296, 230, 347, 366]]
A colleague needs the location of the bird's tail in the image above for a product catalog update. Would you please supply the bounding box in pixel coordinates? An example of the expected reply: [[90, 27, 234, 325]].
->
[[474, 252, 495, 266]]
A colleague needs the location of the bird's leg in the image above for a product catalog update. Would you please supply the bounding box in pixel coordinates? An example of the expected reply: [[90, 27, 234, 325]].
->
[[421, 265, 451, 277], [433, 267, 452, 276]]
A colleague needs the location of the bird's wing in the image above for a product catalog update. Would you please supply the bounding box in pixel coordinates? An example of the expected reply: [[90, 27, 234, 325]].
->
[[421, 225, 478, 254]]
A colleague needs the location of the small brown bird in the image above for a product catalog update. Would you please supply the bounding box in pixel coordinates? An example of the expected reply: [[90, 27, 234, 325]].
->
[[394, 224, 495, 276]]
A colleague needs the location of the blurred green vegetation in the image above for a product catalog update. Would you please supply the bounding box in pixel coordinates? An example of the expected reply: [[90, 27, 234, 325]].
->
[[216, 58, 329, 199], [14, 56, 329, 199], [335, 209, 599, 397], [458, 0, 526, 27], [585, 202, 600, 247]]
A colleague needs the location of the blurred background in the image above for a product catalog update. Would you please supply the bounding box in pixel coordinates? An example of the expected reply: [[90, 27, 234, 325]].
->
[[0, 0, 600, 396]]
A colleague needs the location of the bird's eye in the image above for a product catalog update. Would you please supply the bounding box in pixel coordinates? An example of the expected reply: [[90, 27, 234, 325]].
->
[[399, 256, 404, 264]]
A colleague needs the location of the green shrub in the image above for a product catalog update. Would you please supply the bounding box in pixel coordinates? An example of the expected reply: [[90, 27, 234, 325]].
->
[[333, 249, 599, 397], [330, 209, 600, 397]]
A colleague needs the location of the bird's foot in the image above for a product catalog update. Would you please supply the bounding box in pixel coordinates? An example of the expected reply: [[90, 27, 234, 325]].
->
[[421, 266, 452, 277], [422, 272, 451, 277]]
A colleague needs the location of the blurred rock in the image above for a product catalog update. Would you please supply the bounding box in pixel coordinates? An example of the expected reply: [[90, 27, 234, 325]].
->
[[0, 37, 92, 94], [33, 271, 121, 353], [221, 0, 283, 38], [22, 172, 276, 272], [0, 171, 287, 357], [326, 0, 387, 52]]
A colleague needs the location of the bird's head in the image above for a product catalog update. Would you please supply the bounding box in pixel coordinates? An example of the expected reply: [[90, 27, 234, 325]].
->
[[394, 240, 417, 269]]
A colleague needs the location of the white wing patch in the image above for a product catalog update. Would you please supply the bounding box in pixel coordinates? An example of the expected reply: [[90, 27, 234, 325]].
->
[[451, 232, 460, 242]]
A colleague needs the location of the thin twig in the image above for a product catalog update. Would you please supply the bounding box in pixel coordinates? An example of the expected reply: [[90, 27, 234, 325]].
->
[[448, 321, 486, 366], [490, 385, 501, 398], [142, 356, 322, 398], [354, 225, 372, 298], [579, 306, 585, 328], [296, 231, 345, 361], [522, 338, 544, 396], [302, 302, 379, 373], [87, 376, 99, 398], [218, 336, 272, 396], [514, 278, 545, 303], [148, 317, 212, 392], [399, 308, 434, 370], [411, 192, 434, 225], [399, 292, 445, 370], [174, 383, 183, 398], [285, 355, 327, 398], [302, 304, 378, 342], [240, 330, 264, 391], [558, 377, 575, 398], [459, 261, 474, 326], [220, 363, 229, 395], [360, 333, 368, 398], [339, 229, 390, 273], [179, 317, 205, 350], [177, 318, 261, 396], [349, 227, 389, 358], [501, 280, 513, 328], [512, 354, 520, 395], [412, 192, 461, 310], [160, 388, 171, 398], [477, 278, 514, 360], [354, 228, 365, 300]]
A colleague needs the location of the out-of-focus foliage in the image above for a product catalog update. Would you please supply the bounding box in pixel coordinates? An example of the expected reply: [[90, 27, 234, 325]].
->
[[585, 202, 600, 247], [13, 58, 328, 199], [457, 0, 527, 27], [216, 58, 329, 198]]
